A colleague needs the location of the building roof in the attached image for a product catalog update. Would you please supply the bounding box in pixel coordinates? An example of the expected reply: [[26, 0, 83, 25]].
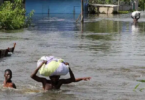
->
[[89, 4, 118, 7]]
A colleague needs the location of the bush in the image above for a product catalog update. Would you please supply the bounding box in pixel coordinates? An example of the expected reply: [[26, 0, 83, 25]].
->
[[0, 0, 34, 30], [117, 11, 131, 14]]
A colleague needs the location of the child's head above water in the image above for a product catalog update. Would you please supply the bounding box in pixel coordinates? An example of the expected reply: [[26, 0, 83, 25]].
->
[[4, 69, 12, 81], [3, 69, 16, 89]]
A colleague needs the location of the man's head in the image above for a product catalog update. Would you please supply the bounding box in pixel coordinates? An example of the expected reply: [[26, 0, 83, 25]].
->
[[49, 75, 60, 83], [4, 69, 12, 81]]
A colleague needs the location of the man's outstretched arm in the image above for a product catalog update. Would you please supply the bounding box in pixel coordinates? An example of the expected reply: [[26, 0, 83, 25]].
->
[[61, 63, 91, 84], [75, 77, 91, 82], [137, 14, 140, 21], [30, 61, 47, 82], [60, 64, 76, 84]]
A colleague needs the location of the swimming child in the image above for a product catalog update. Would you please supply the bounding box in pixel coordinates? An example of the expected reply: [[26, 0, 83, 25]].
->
[[31, 61, 91, 91], [3, 69, 16, 89]]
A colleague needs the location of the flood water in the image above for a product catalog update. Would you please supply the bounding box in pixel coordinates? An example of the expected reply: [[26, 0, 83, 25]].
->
[[1, 12, 145, 100]]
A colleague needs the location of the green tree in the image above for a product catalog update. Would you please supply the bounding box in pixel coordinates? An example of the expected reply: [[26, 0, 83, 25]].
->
[[0, 0, 34, 30], [139, 0, 145, 10]]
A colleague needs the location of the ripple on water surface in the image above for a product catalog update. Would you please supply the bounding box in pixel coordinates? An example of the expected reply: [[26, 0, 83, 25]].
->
[[1, 13, 145, 100]]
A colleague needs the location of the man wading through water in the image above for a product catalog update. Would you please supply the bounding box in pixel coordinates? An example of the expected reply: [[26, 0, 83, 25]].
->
[[31, 60, 91, 91], [131, 11, 140, 25]]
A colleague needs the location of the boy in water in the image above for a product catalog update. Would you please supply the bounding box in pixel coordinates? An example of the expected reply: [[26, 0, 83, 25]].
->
[[31, 61, 91, 91], [3, 69, 16, 89]]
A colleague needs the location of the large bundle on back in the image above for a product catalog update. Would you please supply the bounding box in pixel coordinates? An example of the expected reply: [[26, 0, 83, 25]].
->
[[131, 11, 140, 19], [37, 56, 69, 76]]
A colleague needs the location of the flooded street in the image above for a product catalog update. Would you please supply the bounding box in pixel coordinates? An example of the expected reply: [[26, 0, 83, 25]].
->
[[1, 12, 145, 100]]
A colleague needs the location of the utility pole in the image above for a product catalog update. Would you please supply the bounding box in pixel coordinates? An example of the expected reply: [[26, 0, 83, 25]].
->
[[135, 0, 139, 10], [133, 0, 138, 10], [81, 0, 84, 23]]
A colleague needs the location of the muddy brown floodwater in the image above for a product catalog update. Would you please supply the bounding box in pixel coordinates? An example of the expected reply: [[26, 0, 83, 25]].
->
[[1, 13, 145, 100]]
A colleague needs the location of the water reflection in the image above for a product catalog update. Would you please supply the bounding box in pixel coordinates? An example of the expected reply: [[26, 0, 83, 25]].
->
[[29, 14, 144, 35], [130, 22, 145, 35], [29, 91, 76, 100], [131, 24, 139, 35], [81, 22, 84, 33], [83, 20, 120, 33], [29, 14, 81, 32]]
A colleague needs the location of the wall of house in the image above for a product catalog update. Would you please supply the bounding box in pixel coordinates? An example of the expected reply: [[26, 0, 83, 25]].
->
[[119, 5, 132, 11], [98, 6, 116, 14], [0, 0, 3, 4], [26, 0, 88, 14]]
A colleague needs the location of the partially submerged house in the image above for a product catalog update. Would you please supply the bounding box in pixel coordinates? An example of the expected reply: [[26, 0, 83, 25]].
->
[[0, 0, 88, 14], [25, 0, 88, 14], [88, 0, 139, 14], [89, 4, 118, 14]]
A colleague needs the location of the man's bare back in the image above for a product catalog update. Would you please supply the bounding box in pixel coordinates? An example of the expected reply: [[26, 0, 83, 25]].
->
[[42, 79, 65, 90]]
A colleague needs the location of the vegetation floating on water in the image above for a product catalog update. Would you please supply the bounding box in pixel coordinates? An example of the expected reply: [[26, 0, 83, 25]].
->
[[133, 83, 140, 91], [133, 80, 145, 92], [117, 11, 131, 14], [137, 80, 145, 83]]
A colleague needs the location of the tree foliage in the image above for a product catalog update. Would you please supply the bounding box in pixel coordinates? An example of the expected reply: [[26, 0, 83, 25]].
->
[[0, 0, 34, 30], [139, 0, 145, 10]]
